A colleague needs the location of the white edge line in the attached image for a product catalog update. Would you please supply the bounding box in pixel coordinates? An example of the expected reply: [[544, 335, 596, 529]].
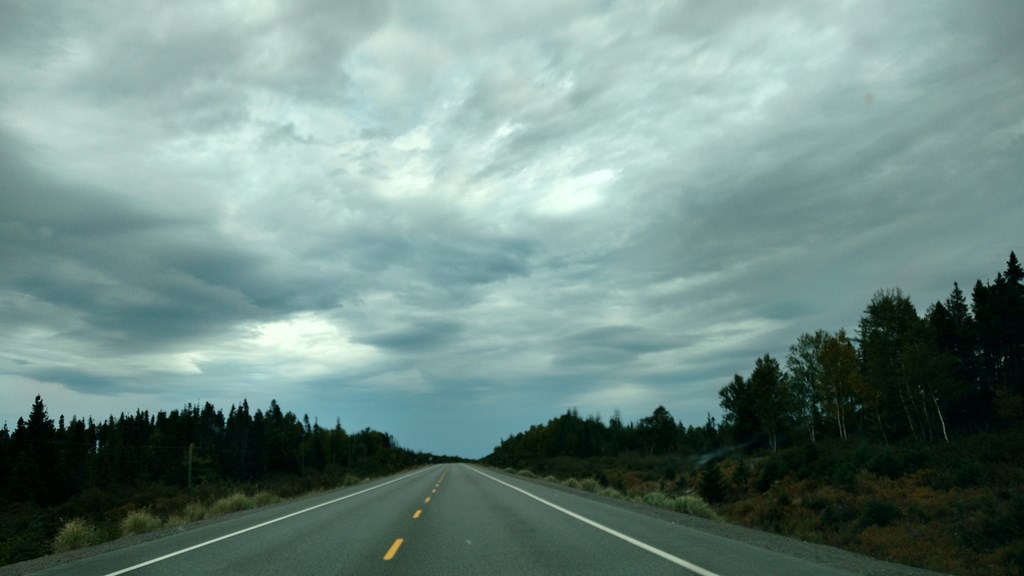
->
[[467, 465, 721, 576], [103, 467, 429, 576]]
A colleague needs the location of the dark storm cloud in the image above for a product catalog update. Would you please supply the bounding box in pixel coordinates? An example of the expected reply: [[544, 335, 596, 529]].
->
[[358, 319, 464, 353], [552, 325, 683, 368], [1, 0, 1022, 456]]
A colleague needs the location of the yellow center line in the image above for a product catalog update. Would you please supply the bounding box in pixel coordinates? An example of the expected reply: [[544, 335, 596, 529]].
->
[[413, 509, 422, 519], [432, 488, 437, 493], [383, 538, 404, 561], [424, 496, 431, 504]]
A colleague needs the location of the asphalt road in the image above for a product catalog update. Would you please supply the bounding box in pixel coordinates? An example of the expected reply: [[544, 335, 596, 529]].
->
[[18, 464, 946, 575]]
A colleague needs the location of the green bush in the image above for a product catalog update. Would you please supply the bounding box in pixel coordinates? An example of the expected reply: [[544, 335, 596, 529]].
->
[[731, 460, 750, 489], [516, 469, 536, 478], [673, 495, 720, 520], [822, 502, 857, 529], [758, 457, 789, 491], [252, 492, 281, 507], [562, 478, 583, 490], [120, 510, 163, 537], [182, 502, 207, 522], [207, 493, 254, 517], [164, 515, 188, 529], [698, 461, 726, 504], [52, 518, 101, 553], [867, 449, 902, 479], [858, 499, 902, 528], [641, 492, 672, 508], [579, 478, 601, 493]]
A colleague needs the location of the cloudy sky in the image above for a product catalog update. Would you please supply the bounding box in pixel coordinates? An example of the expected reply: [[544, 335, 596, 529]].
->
[[1, 1, 1021, 458]]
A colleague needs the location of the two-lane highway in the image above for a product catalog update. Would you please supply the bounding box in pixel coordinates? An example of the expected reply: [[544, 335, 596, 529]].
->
[[22, 464, 945, 575]]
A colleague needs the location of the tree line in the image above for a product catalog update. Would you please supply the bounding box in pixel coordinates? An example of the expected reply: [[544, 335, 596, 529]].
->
[[720, 251, 1023, 450], [0, 397, 441, 508], [488, 251, 1023, 466], [486, 405, 722, 469]]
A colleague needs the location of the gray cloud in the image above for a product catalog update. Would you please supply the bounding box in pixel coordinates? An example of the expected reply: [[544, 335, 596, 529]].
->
[[1, 0, 1021, 457]]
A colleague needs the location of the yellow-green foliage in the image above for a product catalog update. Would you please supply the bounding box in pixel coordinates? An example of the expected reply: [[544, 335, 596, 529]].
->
[[182, 502, 207, 522], [673, 495, 721, 520], [52, 518, 101, 553], [120, 509, 163, 537], [562, 477, 583, 490], [719, 464, 1022, 576], [252, 492, 281, 507], [598, 486, 624, 499], [164, 515, 188, 529], [207, 493, 255, 517]]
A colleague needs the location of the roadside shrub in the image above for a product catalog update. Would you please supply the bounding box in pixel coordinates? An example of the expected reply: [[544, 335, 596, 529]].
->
[[252, 492, 280, 507], [867, 449, 902, 479], [516, 469, 536, 478], [207, 493, 254, 517], [698, 461, 726, 504], [673, 495, 720, 520], [543, 475, 558, 483], [52, 518, 100, 553], [562, 478, 583, 490], [598, 487, 624, 499], [164, 515, 188, 529], [120, 510, 163, 537], [758, 457, 789, 491], [579, 478, 601, 493], [731, 460, 750, 490], [859, 499, 902, 528], [822, 502, 857, 529], [182, 502, 207, 522], [641, 492, 672, 508]]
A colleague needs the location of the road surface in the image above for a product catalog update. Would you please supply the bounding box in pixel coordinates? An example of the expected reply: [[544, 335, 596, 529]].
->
[[14, 464, 945, 575]]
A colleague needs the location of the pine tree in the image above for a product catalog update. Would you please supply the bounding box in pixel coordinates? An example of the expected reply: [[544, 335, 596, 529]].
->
[[698, 460, 726, 504]]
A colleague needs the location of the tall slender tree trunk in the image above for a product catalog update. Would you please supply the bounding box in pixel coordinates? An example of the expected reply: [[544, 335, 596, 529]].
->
[[899, 392, 918, 440], [875, 405, 889, 445], [932, 395, 949, 443]]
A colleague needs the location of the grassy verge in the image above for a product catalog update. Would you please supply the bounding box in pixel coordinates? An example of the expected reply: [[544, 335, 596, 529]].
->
[[501, 428, 1024, 575], [6, 473, 376, 566], [511, 469, 720, 521]]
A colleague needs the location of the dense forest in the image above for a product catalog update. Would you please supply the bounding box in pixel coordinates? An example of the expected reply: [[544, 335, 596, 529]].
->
[[486, 251, 1024, 575], [0, 397, 453, 565]]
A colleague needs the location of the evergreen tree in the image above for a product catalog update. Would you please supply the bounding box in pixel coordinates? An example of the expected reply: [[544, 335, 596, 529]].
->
[[719, 374, 759, 445], [698, 460, 726, 504], [637, 405, 677, 455]]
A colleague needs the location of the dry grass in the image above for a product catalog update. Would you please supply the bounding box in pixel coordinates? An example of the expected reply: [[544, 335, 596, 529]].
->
[[52, 518, 100, 553], [120, 510, 163, 537]]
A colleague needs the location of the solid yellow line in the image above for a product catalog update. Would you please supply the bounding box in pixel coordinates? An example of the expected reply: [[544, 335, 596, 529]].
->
[[424, 496, 431, 503], [383, 538, 404, 561], [413, 509, 422, 519]]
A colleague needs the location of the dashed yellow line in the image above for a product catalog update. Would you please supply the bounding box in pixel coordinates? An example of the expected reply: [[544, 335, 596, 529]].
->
[[385, 537, 403, 557], [413, 509, 422, 519], [424, 496, 431, 504]]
